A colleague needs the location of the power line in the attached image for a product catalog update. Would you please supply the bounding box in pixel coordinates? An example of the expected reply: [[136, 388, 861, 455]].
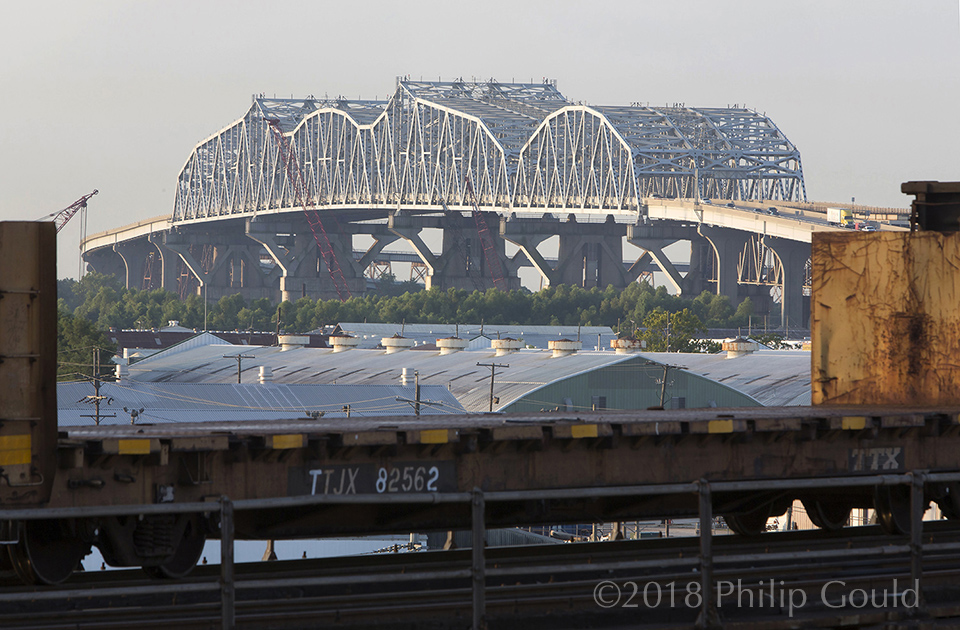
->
[[476, 361, 509, 412]]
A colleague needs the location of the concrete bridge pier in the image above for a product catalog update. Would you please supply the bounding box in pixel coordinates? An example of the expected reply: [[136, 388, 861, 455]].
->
[[503, 214, 628, 290], [428, 212, 519, 291], [763, 237, 810, 330], [501, 216, 559, 288], [247, 218, 365, 302], [163, 229, 278, 302], [626, 222, 700, 296], [84, 245, 128, 282], [556, 215, 627, 289], [147, 233, 181, 292], [695, 226, 753, 305], [388, 212, 439, 289], [351, 226, 401, 280], [112, 238, 158, 291]]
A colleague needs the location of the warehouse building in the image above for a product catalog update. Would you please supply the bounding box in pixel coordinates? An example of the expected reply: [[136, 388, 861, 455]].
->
[[111, 333, 808, 414]]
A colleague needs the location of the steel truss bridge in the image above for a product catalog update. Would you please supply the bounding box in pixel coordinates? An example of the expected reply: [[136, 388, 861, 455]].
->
[[81, 78, 905, 328], [173, 79, 805, 223]]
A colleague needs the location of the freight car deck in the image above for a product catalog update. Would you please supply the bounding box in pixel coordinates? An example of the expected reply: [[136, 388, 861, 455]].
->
[[0, 404, 947, 585]]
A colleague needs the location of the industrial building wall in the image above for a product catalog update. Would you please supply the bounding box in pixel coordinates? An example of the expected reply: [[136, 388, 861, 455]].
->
[[501, 355, 759, 413]]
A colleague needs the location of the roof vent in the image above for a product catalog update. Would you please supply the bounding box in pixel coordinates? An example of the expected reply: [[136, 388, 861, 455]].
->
[[115, 362, 128, 380], [549, 339, 582, 357], [722, 337, 759, 359], [401, 367, 416, 386], [437, 337, 469, 355], [611, 338, 646, 354], [259, 366, 273, 384], [491, 337, 523, 356], [382, 335, 415, 354], [330, 334, 361, 352], [278, 334, 309, 351]]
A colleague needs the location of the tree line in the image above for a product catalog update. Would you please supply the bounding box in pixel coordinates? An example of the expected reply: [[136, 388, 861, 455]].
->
[[59, 273, 756, 333], [56, 273, 762, 377]]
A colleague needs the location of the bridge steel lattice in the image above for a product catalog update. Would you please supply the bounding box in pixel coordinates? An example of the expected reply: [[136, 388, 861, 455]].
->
[[84, 78, 826, 328], [173, 80, 806, 223]]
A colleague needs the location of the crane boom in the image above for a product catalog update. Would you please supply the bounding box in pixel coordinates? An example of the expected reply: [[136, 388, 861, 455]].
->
[[265, 120, 351, 302], [37, 190, 99, 233], [465, 176, 506, 290]]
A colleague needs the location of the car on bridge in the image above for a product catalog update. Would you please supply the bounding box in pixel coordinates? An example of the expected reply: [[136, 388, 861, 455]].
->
[[765, 207, 779, 216]]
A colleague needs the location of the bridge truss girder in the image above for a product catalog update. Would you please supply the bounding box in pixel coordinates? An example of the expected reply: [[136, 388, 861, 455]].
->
[[172, 80, 807, 225]]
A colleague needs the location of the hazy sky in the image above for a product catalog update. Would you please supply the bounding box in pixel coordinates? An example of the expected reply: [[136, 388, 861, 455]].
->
[[2, 1, 959, 279]]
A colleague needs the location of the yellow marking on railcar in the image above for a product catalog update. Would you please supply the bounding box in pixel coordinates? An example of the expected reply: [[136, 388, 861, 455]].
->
[[118, 439, 151, 455], [570, 424, 599, 439], [841, 416, 867, 431], [270, 434, 304, 449], [0, 434, 31, 466], [708, 419, 734, 434], [420, 429, 449, 444]]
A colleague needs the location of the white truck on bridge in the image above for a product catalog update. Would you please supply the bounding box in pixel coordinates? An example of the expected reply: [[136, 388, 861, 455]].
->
[[827, 207, 854, 228]]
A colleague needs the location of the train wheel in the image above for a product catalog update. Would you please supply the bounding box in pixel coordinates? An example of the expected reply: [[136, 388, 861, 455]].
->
[[803, 500, 850, 531], [8, 520, 89, 585], [724, 509, 769, 536], [873, 486, 920, 535], [143, 518, 205, 579]]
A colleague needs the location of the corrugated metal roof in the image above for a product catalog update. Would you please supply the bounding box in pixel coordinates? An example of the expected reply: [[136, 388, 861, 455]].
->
[[58, 381, 464, 427], [642, 350, 811, 406], [118, 340, 810, 413], [124, 342, 638, 412]]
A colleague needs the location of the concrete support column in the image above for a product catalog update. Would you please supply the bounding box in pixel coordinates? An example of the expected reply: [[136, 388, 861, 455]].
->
[[247, 218, 362, 302], [627, 238, 684, 295], [504, 214, 627, 290], [695, 226, 752, 304], [626, 222, 699, 295], [389, 213, 439, 290], [112, 239, 154, 290], [160, 236, 213, 299], [83, 247, 127, 280], [435, 212, 519, 291], [555, 216, 626, 289], [501, 218, 558, 288], [355, 233, 401, 275], [148, 233, 181, 292], [683, 233, 712, 296], [763, 237, 810, 331]]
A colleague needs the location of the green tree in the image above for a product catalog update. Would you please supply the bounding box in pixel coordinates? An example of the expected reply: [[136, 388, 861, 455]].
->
[[639, 308, 709, 353], [57, 306, 116, 381]]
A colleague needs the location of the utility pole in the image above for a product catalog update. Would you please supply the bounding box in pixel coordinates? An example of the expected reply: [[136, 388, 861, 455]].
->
[[477, 362, 509, 412], [223, 353, 255, 384], [80, 348, 116, 425], [664, 312, 672, 352], [414, 372, 421, 417], [659, 364, 670, 408]]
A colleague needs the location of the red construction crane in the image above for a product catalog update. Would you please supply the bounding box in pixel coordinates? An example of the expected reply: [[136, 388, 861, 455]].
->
[[37, 190, 99, 233], [265, 120, 351, 302], [464, 176, 507, 290]]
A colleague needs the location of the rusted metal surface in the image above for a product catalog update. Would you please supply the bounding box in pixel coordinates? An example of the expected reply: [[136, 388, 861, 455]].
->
[[0, 222, 56, 505], [812, 231, 960, 406], [42, 406, 960, 537]]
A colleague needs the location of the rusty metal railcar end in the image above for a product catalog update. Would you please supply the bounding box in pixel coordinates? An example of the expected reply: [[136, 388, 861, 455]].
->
[[0, 222, 57, 506], [813, 181, 960, 407]]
